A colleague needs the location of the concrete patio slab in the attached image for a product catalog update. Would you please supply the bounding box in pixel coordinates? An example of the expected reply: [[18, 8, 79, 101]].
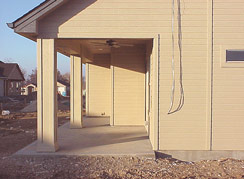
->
[[15, 117, 155, 158]]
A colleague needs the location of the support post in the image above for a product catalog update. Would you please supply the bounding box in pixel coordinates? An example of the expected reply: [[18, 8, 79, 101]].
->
[[151, 36, 159, 151], [85, 63, 89, 116], [110, 52, 114, 126], [37, 38, 58, 152], [70, 55, 83, 128]]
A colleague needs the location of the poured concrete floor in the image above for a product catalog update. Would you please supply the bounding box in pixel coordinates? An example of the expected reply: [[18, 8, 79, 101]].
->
[[15, 117, 154, 158]]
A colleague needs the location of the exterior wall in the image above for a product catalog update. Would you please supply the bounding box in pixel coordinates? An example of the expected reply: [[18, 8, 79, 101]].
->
[[36, 0, 244, 150], [38, 0, 210, 150], [0, 79, 4, 96], [111, 46, 146, 126], [158, 1, 209, 150], [57, 82, 67, 96], [87, 54, 111, 116], [212, 1, 244, 150], [21, 84, 37, 95], [22, 83, 68, 96], [57, 86, 66, 96], [7, 80, 21, 96], [38, 0, 207, 38]]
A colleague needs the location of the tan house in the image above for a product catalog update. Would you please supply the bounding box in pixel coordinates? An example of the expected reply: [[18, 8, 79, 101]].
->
[[57, 80, 70, 96], [21, 83, 37, 95], [7, 0, 244, 157], [0, 61, 25, 96], [22, 81, 70, 96]]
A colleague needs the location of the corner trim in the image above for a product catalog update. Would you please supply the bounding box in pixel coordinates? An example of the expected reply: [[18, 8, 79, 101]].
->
[[207, 0, 213, 151]]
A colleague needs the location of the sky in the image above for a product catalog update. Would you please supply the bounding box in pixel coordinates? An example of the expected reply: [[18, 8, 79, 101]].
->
[[0, 0, 71, 77]]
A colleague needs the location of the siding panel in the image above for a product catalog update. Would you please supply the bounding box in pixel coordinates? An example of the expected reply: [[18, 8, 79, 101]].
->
[[88, 54, 111, 116], [38, 0, 209, 150], [112, 46, 146, 125], [213, 1, 244, 150], [158, 1, 208, 150]]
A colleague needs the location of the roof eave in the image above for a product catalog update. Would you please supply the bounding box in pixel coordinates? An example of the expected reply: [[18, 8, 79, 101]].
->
[[7, 0, 67, 35], [7, 23, 14, 29], [9, 0, 56, 29]]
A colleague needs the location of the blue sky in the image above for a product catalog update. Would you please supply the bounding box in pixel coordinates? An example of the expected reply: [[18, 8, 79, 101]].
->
[[0, 0, 70, 77]]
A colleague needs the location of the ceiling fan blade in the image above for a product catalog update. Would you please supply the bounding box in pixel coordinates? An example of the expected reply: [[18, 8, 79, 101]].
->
[[93, 44, 107, 46], [90, 42, 107, 45], [119, 44, 134, 47], [113, 45, 120, 48]]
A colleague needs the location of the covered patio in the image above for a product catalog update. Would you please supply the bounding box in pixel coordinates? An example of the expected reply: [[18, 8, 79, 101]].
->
[[15, 117, 154, 158], [31, 38, 156, 152], [7, 0, 159, 155]]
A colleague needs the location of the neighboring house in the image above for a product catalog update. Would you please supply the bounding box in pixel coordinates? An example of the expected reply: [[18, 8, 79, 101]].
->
[[7, 0, 244, 159], [21, 81, 70, 96], [0, 61, 25, 96], [21, 83, 37, 95], [57, 80, 70, 97]]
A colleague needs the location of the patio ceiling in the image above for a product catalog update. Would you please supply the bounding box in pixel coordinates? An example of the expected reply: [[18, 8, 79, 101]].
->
[[56, 38, 149, 62]]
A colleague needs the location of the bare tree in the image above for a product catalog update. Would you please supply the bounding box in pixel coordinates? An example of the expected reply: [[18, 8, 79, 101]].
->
[[19, 66, 27, 86], [82, 76, 86, 89], [26, 69, 70, 84], [26, 69, 37, 84], [3, 58, 13, 63], [62, 72, 70, 83], [57, 70, 70, 83]]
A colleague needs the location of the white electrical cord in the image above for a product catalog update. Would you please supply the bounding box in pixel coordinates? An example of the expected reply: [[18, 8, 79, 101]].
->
[[168, 0, 185, 114], [168, 0, 176, 114], [176, 0, 184, 112]]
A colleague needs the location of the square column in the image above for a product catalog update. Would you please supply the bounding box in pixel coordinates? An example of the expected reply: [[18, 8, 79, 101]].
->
[[37, 39, 58, 152], [85, 63, 89, 116], [70, 55, 83, 128]]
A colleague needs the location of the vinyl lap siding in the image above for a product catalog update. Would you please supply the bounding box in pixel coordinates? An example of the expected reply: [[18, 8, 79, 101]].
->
[[112, 46, 145, 126], [212, 0, 244, 150], [38, 0, 207, 37], [158, 1, 208, 150], [39, 0, 209, 150], [88, 54, 111, 116]]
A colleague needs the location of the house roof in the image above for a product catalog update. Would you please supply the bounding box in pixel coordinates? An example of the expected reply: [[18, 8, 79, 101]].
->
[[57, 80, 70, 87], [8, 0, 51, 29], [25, 81, 69, 88], [24, 83, 37, 88], [0, 61, 25, 81], [7, 0, 67, 40]]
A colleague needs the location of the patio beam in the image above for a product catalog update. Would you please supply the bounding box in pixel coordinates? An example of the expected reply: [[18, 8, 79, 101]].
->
[[70, 54, 83, 128], [37, 38, 59, 152]]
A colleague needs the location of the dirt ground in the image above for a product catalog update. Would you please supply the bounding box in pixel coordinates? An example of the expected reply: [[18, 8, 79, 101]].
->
[[0, 111, 69, 158], [0, 112, 244, 179]]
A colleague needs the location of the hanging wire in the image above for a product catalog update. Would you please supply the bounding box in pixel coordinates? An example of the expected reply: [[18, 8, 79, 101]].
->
[[175, 0, 184, 111], [168, 0, 185, 114], [168, 0, 176, 114]]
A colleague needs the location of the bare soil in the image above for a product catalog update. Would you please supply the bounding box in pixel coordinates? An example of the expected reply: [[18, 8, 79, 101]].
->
[[0, 112, 244, 179], [0, 111, 69, 158]]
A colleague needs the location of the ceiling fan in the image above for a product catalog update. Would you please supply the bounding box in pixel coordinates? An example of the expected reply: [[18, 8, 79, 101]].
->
[[90, 39, 134, 48]]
